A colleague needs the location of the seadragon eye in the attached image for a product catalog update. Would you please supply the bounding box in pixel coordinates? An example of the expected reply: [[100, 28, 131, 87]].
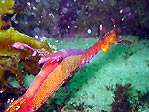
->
[[57, 56, 63, 62]]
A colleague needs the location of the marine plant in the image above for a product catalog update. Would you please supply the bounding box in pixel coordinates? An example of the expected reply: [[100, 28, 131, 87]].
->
[[0, 0, 55, 92], [111, 84, 131, 112]]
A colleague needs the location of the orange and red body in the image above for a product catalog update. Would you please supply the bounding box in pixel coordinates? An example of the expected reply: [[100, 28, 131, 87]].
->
[[5, 29, 134, 112]]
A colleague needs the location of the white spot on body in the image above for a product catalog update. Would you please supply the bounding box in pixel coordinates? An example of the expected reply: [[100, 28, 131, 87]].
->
[[11, 98, 15, 103], [7, 99, 11, 104], [16, 105, 21, 110], [7, 98, 14, 104]]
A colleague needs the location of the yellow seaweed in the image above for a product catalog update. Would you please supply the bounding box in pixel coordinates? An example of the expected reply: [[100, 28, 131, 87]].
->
[[0, 0, 56, 91], [0, 0, 14, 14], [0, 0, 15, 30]]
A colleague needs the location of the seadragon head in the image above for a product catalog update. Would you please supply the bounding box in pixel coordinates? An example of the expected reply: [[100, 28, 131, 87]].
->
[[101, 29, 121, 52], [100, 19, 134, 52], [101, 29, 134, 52]]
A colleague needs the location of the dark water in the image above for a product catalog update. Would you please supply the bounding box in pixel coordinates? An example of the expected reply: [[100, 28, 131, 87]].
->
[[13, 0, 148, 39]]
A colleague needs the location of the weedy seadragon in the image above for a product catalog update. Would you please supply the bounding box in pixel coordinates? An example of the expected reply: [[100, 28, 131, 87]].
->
[[5, 21, 134, 112]]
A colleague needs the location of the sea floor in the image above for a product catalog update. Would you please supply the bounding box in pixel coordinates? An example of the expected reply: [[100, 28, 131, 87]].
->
[[46, 36, 149, 112]]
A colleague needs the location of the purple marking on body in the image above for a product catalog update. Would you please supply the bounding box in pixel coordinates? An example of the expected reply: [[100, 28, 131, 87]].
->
[[38, 49, 85, 64]]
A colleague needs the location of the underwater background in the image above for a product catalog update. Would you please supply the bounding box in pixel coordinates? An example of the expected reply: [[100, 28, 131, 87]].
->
[[0, 0, 149, 112]]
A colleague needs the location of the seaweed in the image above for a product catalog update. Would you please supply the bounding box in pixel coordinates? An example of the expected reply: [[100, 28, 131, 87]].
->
[[127, 90, 149, 111], [0, 0, 16, 30], [0, 0, 56, 92], [111, 84, 131, 112]]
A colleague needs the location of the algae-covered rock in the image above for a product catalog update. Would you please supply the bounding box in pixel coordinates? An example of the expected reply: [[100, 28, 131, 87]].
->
[[46, 37, 149, 112]]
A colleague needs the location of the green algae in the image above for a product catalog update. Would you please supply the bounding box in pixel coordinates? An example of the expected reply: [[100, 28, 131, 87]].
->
[[45, 36, 149, 112]]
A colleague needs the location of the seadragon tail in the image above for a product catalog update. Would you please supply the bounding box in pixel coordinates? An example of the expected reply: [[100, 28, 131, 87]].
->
[[5, 96, 33, 112]]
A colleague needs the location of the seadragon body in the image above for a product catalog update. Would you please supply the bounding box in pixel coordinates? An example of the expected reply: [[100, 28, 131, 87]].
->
[[5, 27, 134, 112]]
